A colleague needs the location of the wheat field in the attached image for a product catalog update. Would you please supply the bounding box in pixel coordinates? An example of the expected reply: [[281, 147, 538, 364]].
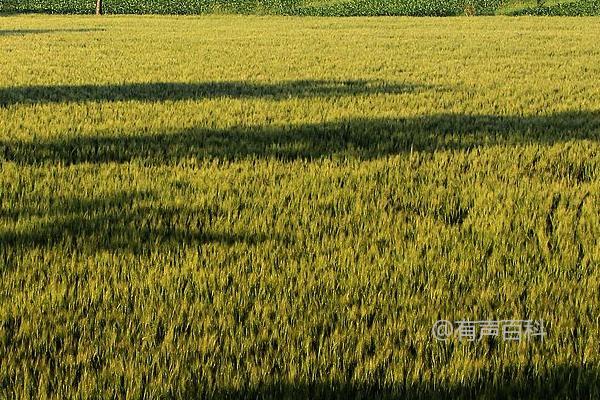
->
[[0, 15, 599, 399]]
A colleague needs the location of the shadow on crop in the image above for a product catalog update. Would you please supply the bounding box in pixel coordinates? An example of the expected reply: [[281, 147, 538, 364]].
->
[[181, 363, 599, 399], [0, 80, 427, 105], [1, 111, 598, 165], [0, 191, 269, 253], [0, 28, 105, 36]]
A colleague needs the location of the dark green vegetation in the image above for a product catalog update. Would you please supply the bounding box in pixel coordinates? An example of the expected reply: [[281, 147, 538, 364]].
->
[[1, 0, 599, 16], [1, 15, 600, 399]]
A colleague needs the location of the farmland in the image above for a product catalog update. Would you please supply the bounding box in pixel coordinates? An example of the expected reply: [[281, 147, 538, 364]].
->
[[1, 0, 599, 16], [1, 14, 600, 399]]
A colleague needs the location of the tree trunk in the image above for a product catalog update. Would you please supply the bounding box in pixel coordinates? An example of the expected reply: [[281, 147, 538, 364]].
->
[[96, 0, 103, 15]]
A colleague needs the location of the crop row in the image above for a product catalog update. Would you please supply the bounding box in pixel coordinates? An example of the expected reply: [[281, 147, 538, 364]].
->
[[1, 0, 598, 16]]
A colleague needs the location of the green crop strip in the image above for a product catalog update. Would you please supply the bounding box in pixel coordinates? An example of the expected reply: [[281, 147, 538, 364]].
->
[[0, 15, 599, 399], [1, 0, 599, 15]]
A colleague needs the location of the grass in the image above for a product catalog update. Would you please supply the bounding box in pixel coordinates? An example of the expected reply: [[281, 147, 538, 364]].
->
[[1, 14, 600, 399]]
